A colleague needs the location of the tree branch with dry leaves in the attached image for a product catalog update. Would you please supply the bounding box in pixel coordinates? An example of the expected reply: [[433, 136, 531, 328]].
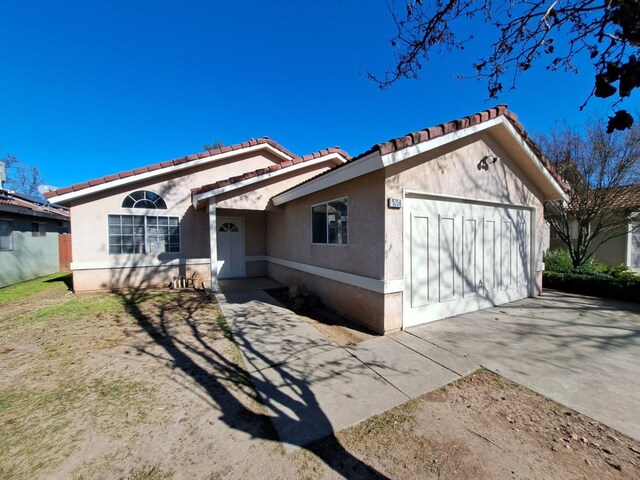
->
[[371, 0, 640, 132]]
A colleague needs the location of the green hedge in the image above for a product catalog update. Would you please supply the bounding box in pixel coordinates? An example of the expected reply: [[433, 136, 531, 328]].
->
[[543, 270, 640, 303]]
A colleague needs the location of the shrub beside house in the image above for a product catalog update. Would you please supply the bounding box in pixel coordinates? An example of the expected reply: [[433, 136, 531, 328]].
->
[[543, 249, 640, 303]]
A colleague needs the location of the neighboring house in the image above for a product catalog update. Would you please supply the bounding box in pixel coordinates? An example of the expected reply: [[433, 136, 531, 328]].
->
[[549, 184, 640, 269], [0, 189, 71, 287], [45, 105, 566, 333]]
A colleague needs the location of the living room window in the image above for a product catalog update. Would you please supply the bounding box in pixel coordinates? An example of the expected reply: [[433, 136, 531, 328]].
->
[[312, 198, 348, 244], [108, 215, 180, 254], [0, 220, 12, 251]]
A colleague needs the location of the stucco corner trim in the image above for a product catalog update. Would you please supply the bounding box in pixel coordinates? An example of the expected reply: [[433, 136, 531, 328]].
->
[[71, 257, 210, 271], [252, 255, 403, 294]]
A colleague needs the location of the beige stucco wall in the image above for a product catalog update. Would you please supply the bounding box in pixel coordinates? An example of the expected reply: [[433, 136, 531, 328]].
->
[[266, 170, 386, 278], [266, 262, 387, 334], [68, 150, 337, 291], [266, 131, 552, 333], [384, 132, 548, 295], [216, 162, 341, 211], [72, 262, 211, 292]]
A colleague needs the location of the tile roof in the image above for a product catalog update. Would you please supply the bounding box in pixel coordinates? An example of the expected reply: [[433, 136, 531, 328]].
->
[[0, 190, 70, 219], [191, 146, 350, 197], [603, 184, 640, 210], [43, 137, 302, 199], [274, 105, 568, 199]]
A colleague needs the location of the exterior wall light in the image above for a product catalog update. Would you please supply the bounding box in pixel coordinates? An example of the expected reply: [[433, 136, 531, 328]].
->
[[484, 155, 500, 164]]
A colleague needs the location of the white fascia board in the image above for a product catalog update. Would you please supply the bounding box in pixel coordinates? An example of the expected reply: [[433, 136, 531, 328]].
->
[[498, 118, 568, 201], [274, 116, 567, 206], [272, 151, 381, 206], [273, 120, 501, 207], [47, 143, 294, 205], [381, 117, 503, 167], [383, 116, 566, 201], [192, 153, 346, 208]]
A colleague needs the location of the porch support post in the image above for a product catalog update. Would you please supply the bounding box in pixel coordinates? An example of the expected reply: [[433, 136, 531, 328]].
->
[[208, 199, 219, 292]]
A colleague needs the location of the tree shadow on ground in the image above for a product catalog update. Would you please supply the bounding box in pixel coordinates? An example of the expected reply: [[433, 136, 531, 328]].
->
[[115, 288, 390, 479]]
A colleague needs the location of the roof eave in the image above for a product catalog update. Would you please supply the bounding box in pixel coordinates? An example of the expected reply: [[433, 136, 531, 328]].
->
[[46, 143, 295, 206], [192, 153, 347, 209], [273, 115, 568, 206]]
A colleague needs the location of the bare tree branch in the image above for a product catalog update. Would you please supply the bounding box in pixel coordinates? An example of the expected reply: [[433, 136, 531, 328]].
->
[[372, 1, 640, 131], [538, 115, 640, 267]]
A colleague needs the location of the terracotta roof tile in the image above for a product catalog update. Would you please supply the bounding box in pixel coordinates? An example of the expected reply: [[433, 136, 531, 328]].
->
[[274, 105, 568, 199], [191, 146, 350, 197], [44, 137, 302, 199], [0, 190, 70, 218], [603, 184, 640, 210]]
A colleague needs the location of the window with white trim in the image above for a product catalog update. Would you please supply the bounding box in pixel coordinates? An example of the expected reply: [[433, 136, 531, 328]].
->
[[108, 215, 180, 254], [0, 220, 12, 251], [312, 198, 348, 244], [121, 190, 167, 209]]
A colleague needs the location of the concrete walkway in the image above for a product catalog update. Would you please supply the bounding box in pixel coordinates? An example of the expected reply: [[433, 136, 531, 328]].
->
[[216, 278, 477, 450]]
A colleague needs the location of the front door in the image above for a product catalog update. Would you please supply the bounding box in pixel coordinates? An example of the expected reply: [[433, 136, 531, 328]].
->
[[217, 217, 244, 278]]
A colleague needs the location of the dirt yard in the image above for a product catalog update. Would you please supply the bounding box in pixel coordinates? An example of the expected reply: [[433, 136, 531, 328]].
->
[[1, 274, 639, 479]]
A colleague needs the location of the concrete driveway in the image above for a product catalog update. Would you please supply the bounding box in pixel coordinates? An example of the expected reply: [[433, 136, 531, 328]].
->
[[405, 290, 640, 440]]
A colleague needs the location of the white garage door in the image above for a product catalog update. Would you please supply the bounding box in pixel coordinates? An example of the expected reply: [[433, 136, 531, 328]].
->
[[404, 196, 532, 328]]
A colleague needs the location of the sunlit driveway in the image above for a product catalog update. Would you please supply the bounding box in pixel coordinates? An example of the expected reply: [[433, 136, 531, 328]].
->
[[406, 290, 640, 441]]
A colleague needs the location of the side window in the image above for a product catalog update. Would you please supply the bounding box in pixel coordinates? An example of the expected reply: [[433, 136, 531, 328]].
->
[[0, 220, 12, 250], [31, 222, 46, 237], [311, 198, 348, 245]]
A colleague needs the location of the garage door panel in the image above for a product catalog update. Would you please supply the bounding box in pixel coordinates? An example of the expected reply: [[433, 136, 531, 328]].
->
[[405, 197, 532, 329], [501, 220, 514, 290], [410, 214, 431, 308], [462, 218, 479, 297], [438, 216, 457, 302], [483, 219, 497, 293], [517, 219, 529, 286]]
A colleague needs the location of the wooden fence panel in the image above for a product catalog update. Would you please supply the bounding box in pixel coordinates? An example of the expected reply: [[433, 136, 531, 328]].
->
[[59, 234, 72, 272]]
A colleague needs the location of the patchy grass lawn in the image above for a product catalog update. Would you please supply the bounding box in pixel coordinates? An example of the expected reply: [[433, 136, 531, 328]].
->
[[1, 274, 639, 479]]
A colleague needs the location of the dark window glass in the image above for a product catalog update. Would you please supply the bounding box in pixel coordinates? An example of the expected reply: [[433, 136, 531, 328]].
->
[[108, 214, 180, 255], [121, 190, 167, 210], [0, 220, 12, 250], [312, 204, 327, 243]]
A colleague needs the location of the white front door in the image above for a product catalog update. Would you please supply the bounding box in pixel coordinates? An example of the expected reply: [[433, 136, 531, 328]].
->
[[217, 217, 245, 278], [404, 196, 532, 328]]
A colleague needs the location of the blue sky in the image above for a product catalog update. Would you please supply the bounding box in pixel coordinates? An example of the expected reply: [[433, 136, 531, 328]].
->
[[0, 1, 633, 188]]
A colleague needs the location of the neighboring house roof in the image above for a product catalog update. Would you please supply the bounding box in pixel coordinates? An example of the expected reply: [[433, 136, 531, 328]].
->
[[273, 105, 568, 205], [603, 184, 640, 211], [0, 189, 70, 220]]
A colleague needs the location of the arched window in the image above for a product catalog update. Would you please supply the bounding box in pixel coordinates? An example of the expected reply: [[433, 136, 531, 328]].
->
[[122, 190, 167, 209], [219, 222, 239, 232]]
